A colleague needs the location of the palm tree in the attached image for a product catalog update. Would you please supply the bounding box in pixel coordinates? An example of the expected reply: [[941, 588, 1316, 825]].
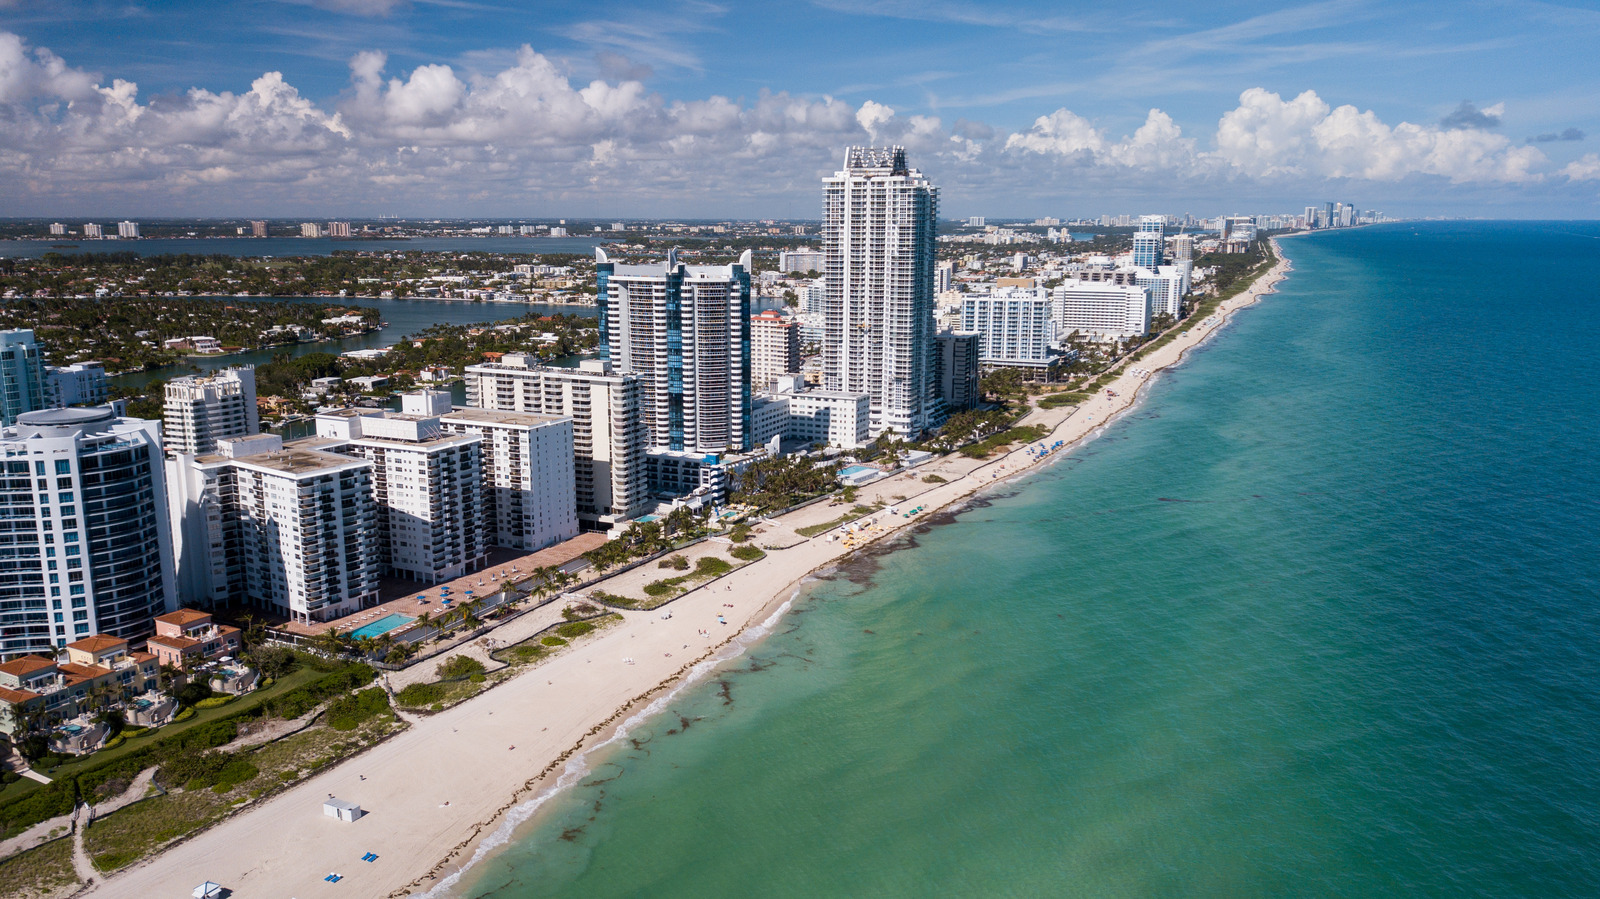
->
[[314, 627, 350, 657], [157, 663, 181, 696]]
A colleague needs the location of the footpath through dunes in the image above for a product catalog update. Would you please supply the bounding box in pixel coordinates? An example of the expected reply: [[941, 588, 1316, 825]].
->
[[83, 247, 1292, 899]]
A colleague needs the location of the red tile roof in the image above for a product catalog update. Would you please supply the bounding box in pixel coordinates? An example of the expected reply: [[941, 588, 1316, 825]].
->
[[154, 608, 211, 627], [0, 656, 57, 678], [0, 685, 41, 705], [65, 634, 127, 654]]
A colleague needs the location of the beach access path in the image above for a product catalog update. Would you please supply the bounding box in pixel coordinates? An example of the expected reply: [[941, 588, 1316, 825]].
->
[[84, 247, 1291, 899]]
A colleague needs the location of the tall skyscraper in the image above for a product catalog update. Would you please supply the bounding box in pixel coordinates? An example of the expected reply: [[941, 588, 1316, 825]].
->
[[1132, 216, 1165, 269], [163, 367, 258, 456], [0, 408, 175, 655], [0, 330, 50, 426], [250, 220, 268, 237], [594, 248, 752, 453], [116, 221, 140, 239], [822, 146, 943, 437]]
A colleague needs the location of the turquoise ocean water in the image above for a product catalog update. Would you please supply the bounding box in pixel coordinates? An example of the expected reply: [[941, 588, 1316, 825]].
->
[[459, 222, 1600, 897]]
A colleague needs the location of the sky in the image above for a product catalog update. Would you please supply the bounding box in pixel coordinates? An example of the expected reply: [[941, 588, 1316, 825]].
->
[[1, 0, 1598, 219]]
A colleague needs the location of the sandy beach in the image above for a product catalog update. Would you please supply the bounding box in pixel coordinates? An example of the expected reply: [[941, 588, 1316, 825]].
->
[[83, 245, 1292, 899]]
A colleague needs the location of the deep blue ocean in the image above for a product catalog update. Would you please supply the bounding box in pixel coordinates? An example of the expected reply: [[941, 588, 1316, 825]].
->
[[457, 221, 1600, 897]]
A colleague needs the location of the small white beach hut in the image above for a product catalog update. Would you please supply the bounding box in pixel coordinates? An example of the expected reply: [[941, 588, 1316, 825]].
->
[[192, 882, 223, 899], [323, 797, 364, 822]]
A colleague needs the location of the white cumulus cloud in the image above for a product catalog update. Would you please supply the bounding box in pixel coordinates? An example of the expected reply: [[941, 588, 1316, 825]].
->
[[0, 29, 1586, 215]]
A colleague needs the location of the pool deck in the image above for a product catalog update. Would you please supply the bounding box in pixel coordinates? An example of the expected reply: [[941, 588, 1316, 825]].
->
[[274, 533, 608, 638]]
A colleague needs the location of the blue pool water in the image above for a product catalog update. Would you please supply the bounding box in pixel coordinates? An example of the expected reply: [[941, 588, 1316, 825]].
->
[[838, 465, 878, 478], [350, 613, 415, 640]]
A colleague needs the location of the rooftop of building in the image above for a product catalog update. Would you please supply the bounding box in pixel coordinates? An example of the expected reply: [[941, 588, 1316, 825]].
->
[[439, 408, 569, 428], [154, 608, 211, 627], [57, 662, 113, 685], [0, 685, 40, 704], [0, 655, 56, 677], [16, 407, 114, 428], [219, 441, 369, 475], [65, 634, 126, 653], [147, 633, 202, 651]]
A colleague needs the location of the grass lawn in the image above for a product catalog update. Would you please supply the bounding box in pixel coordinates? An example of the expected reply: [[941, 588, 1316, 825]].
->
[[0, 775, 43, 804], [0, 832, 77, 898]]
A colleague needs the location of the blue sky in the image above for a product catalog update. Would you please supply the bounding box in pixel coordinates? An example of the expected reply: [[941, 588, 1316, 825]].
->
[[1, 0, 1597, 218]]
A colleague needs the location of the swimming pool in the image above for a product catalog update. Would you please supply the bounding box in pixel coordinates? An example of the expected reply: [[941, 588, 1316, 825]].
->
[[350, 613, 415, 640]]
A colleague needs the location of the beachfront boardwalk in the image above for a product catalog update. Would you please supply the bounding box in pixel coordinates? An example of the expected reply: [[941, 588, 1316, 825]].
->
[[85, 251, 1291, 899]]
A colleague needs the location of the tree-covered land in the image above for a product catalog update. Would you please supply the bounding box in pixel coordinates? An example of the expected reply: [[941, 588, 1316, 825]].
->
[[0, 251, 591, 300], [0, 294, 377, 373]]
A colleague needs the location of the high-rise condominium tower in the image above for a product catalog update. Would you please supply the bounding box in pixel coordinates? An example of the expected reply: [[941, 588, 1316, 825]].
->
[[0, 329, 50, 427], [822, 146, 943, 437], [163, 367, 258, 456], [595, 248, 752, 454], [0, 408, 175, 655]]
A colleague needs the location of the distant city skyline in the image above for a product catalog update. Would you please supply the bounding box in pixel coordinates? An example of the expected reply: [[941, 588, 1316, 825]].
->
[[1, 1, 1595, 218]]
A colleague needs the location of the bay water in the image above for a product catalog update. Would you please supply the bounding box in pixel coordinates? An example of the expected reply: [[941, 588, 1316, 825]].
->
[[459, 222, 1600, 897]]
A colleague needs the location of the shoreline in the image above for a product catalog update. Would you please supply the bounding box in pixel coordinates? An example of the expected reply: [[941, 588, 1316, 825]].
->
[[82, 243, 1293, 899]]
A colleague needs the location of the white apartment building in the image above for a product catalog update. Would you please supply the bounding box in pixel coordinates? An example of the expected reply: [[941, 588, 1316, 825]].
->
[[1134, 265, 1190, 319], [440, 407, 578, 552], [786, 391, 872, 449], [47, 363, 108, 408], [0, 408, 175, 656], [316, 407, 485, 583], [462, 356, 648, 531], [595, 248, 752, 454], [327, 221, 352, 238], [778, 249, 824, 273], [116, 221, 140, 239], [1051, 281, 1151, 340], [82, 223, 103, 239], [168, 434, 381, 624], [961, 289, 1055, 372], [163, 367, 258, 456], [48, 223, 65, 236], [299, 223, 324, 238], [823, 146, 943, 437], [750, 310, 801, 393]]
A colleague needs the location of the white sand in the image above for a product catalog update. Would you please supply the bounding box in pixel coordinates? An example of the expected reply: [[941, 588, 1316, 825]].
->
[[85, 247, 1291, 899]]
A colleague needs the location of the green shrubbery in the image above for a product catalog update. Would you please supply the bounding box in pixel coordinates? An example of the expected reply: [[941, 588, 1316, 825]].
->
[[556, 620, 596, 640], [540, 636, 568, 647], [268, 663, 376, 719], [194, 695, 234, 710], [395, 682, 446, 707], [960, 425, 1051, 458], [696, 556, 733, 577], [729, 544, 766, 562], [1037, 392, 1088, 409], [325, 688, 390, 731], [436, 655, 485, 679]]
